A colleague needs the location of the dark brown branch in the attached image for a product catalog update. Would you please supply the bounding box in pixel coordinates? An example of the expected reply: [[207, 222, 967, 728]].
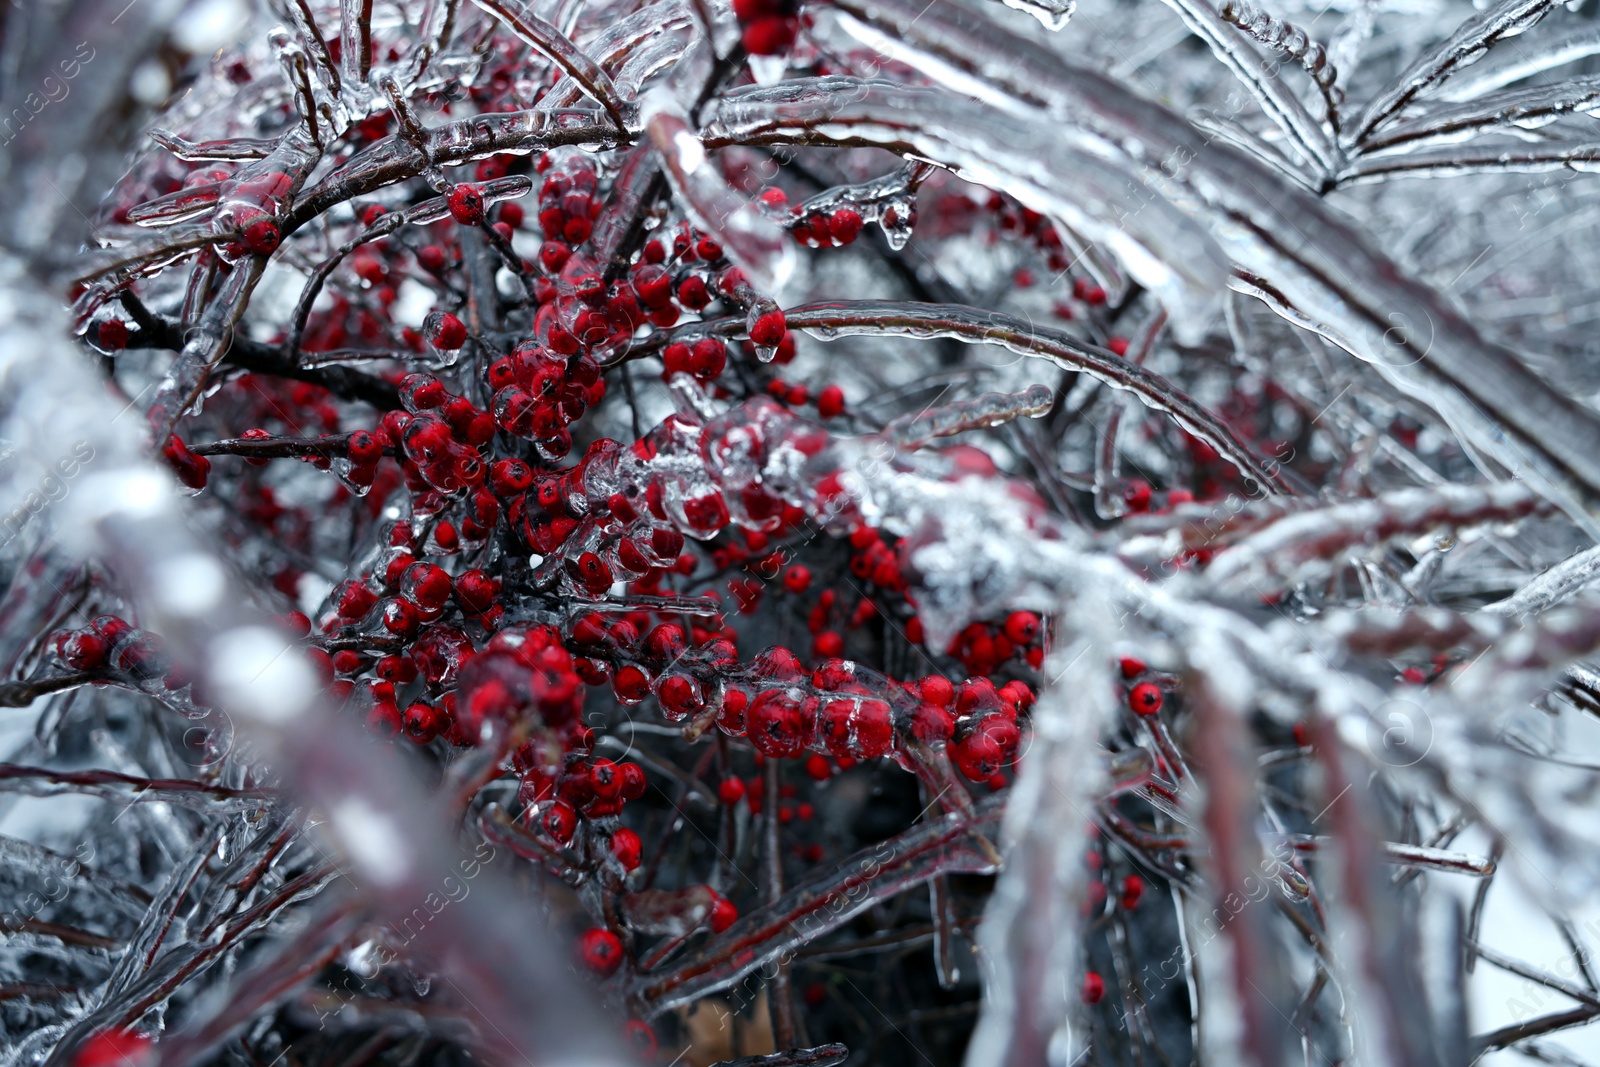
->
[[0, 765, 277, 809], [0, 672, 96, 708], [129, 313, 400, 410], [709, 1044, 849, 1067]]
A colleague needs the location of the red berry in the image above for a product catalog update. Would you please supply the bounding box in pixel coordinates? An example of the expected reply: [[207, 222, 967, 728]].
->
[[611, 827, 642, 871], [1120, 873, 1145, 910], [448, 184, 486, 225], [62, 631, 109, 671], [1083, 971, 1106, 1004], [97, 319, 129, 351], [619, 762, 647, 800], [750, 308, 787, 346], [690, 337, 727, 379], [919, 675, 955, 707], [662, 341, 694, 376], [382, 597, 420, 636], [454, 569, 498, 614], [783, 565, 812, 594], [577, 927, 624, 976], [632, 265, 672, 308], [242, 217, 280, 255], [335, 580, 377, 619], [953, 730, 1002, 781], [375, 654, 416, 683], [558, 549, 609, 594], [828, 209, 863, 244], [563, 215, 593, 245], [718, 777, 747, 805], [417, 245, 447, 272], [1003, 610, 1040, 645], [677, 275, 710, 309], [999, 680, 1035, 711], [401, 562, 452, 608], [1128, 682, 1163, 716], [162, 435, 210, 490], [742, 14, 798, 55], [540, 240, 571, 272], [347, 430, 383, 467], [366, 701, 402, 737], [72, 1029, 153, 1067], [708, 894, 738, 932], [623, 1020, 657, 1057], [910, 702, 954, 744], [542, 799, 578, 844], [427, 312, 467, 350], [747, 690, 809, 758], [403, 702, 444, 743], [817, 384, 845, 418], [589, 758, 624, 803]]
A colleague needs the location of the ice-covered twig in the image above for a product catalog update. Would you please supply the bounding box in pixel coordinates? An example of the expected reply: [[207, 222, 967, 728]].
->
[[1152, 0, 1337, 173], [1338, 141, 1600, 183], [1201, 481, 1547, 591], [1357, 76, 1600, 156], [149, 130, 277, 161], [468, 0, 633, 132], [0, 766, 275, 811], [1219, 0, 1343, 131], [1350, 0, 1557, 146], [965, 626, 1112, 1067], [341, 0, 374, 90], [1485, 542, 1600, 617]]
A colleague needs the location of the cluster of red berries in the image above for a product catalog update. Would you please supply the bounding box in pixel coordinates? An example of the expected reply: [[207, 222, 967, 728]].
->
[[77, 76, 1078, 1031], [946, 609, 1046, 676], [789, 207, 863, 248], [51, 616, 173, 686], [763, 377, 846, 419], [968, 191, 1072, 277]]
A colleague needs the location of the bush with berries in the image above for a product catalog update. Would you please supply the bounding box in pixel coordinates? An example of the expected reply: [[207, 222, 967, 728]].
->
[[8, 0, 1600, 1064]]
